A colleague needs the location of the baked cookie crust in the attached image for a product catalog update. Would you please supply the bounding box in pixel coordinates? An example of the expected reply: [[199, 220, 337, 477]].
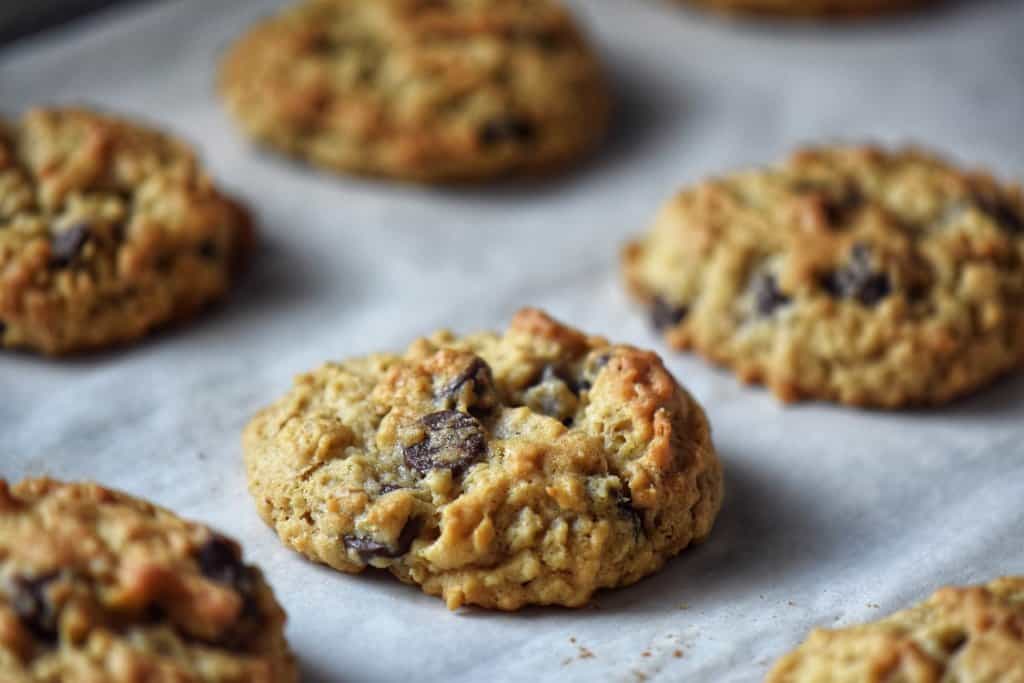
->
[[768, 577, 1024, 682], [0, 478, 297, 683], [243, 308, 723, 610], [678, 0, 932, 19], [622, 146, 1024, 407], [0, 108, 253, 355], [219, 0, 610, 182]]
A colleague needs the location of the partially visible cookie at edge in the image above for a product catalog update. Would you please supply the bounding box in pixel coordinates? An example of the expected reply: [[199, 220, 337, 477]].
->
[[243, 308, 723, 610], [0, 478, 298, 683], [219, 0, 610, 182], [767, 577, 1024, 682], [0, 107, 253, 355], [622, 145, 1024, 407], [678, 0, 933, 19]]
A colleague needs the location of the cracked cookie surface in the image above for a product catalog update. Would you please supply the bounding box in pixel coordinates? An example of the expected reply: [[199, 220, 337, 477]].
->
[[243, 308, 723, 610], [678, 0, 931, 19], [219, 0, 609, 182], [768, 577, 1024, 682], [622, 146, 1024, 407], [0, 479, 297, 683], [0, 108, 252, 355]]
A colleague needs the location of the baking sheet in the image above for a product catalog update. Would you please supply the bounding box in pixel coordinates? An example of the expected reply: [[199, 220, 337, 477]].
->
[[2, 1, 1023, 680]]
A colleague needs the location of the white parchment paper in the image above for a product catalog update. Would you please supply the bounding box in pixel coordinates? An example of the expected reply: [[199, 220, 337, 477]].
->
[[2, 1, 1023, 680]]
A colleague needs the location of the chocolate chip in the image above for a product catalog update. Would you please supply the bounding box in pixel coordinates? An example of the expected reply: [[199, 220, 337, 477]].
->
[[651, 297, 688, 331], [403, 410, 487, 476], [822, 243, 892, 306], [752, 273, 790, 316], [343, 518, 423, 563], [198, 240, 220, 261], [49, 224, 90, 268], [976, 195, 1024, 234], [439, 357, 497, 416], [196, 535, 246, 586], [378, 483, 404, 496], [10, 572, 61, 643], [479, 116, 535, 147], [616, 494, 644, 540], [578, 350, 611, 392]]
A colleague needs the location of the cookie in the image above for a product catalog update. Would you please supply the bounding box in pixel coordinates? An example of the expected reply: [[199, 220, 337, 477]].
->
[[243, 308, 723, 610], [0, 478, 297, 683], [768, 577, 1024, 682], [219, 0, 609, 182], [0, 107, 252, 355], [678, 0, 931, 19], [622, 146, 1024, 408]]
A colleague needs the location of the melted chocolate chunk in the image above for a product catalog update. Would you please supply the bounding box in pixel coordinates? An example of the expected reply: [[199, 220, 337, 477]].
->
[[343, 518, 423, 563], [752, 273, 790, 316], [616, 494, 644, 540], [440, 357, 497, 416], [404, 410, 487, 475], [976, 195, 1024, 234], [198, 240, 220, 261], [10, 572, 61, 643], [49, 224, 90, 268], [577, 351, 611, 393], [479, 116, 535, 147], [822, 244, 892, 306], [196, 535, 246, 586], [651, 297, 688, 331]]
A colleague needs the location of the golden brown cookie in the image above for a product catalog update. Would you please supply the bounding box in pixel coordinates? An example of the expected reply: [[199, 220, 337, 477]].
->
[[0, 478, 297, 683], [0, 108, 253, 355], [679, 0, 932, 19], [243, 308, 723, 610], [768, 577, 1024, 682], [622, 146, 1024, 408], [219, 0, 610, 182]]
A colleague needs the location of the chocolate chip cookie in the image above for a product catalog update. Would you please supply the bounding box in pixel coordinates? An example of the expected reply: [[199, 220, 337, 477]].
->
[[219, 0, 609, 182], [0, 478, 297, 682], [622, 146, 1024, 407], [243, 308, 723, 610], [679, 0, 932, 19], [768, 577, 1024, 681], [0, 108, 252, 355]]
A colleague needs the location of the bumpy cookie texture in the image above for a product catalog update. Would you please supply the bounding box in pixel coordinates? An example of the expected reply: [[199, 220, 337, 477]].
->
[[220, 0, 609, 182], [622, 146, 1024, 407], [768, 577, 1024, 682], [0, 108, 252, 355], [244, 309, 723, 610], [679, 0, 931, 18], [0, 479, 297, 683]]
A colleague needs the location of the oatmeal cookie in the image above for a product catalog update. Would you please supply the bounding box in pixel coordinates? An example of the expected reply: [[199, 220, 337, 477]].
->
[[622, 146, 1024, 407], [219, 0, 609, 182], [768, 577, 1024, 682], [243, 308, 723, 610], [0, 107, 252, 355], [0, 478, 297, 683]]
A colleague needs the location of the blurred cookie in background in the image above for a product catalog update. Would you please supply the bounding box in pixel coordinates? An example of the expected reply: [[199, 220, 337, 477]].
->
[[0, 108, 253, 355], [768, 577, 1024, 681], [0, 478, 298, 682], [220, 0, 610, 183], [622, 145, 1024, 407], [676, 0, 933, 19]]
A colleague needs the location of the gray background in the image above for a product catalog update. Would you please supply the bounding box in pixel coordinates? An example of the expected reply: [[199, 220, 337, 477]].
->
[[2, 1, 1023, 681]]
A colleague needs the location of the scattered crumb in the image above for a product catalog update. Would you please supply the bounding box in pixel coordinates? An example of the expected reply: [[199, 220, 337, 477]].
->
[[579, 647, 594, 660], [642, 651, 651, 658], [633, 672, 648, 682], [569, 637, 577, 644], [867, 603, 880, 609], [787, 601, 797, 607], [673, 649, 684, 659]]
